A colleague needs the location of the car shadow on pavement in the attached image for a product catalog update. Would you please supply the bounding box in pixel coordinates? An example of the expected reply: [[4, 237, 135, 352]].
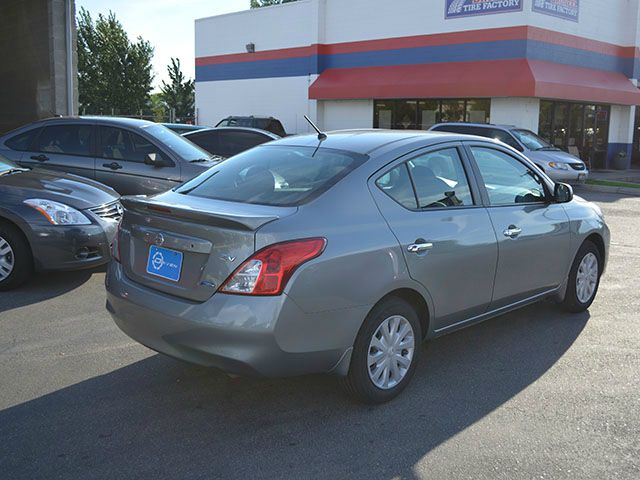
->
[[0, 302, 588, 480], [0, 265, 105, 314]]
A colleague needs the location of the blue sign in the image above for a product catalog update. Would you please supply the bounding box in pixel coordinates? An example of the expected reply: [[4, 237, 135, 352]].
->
[[532, 0, 579, 21], [146, 245, 183, 282], [445, 0, 523, 19]]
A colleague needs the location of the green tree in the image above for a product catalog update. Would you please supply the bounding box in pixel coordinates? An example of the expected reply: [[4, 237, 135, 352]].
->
[[77, 8, 154, 115], [159, 58, 194, 121], [250, 0, 298, 8]]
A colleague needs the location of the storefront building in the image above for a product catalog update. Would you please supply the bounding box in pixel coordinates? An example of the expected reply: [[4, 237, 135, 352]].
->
[[195, 0, 640, 168]]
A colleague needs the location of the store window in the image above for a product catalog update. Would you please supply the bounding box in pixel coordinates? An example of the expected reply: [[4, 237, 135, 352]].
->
[[373, 98, 490, 130], [538, 100, 610, 168]]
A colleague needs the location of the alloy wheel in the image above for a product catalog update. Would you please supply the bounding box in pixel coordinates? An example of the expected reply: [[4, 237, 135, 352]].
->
[[576, 252, 598, 304], [0, 235, 15, 281]]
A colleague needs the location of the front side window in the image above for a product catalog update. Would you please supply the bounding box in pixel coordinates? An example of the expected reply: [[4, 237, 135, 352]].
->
[[511, 129, 553, 151], [100, 127, 160, 163], [140, 124, 211, 162], [471, 147, 547, 205], [35, 125, 93, 156], [176, 145, 367, 207], [487, 129, 522, 151], [409, 148, 473, 208]]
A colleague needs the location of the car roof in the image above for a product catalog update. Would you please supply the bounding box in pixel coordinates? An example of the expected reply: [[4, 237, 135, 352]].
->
[[433, 122, 517, 130], [19, 116, 161, 129], [161, 123, 207, 129], [222, 116, 278, 120], [184, 126, 280, 139], [270, 129, 499, 155]]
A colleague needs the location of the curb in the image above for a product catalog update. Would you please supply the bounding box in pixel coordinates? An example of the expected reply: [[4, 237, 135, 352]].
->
[[574, 184, 640, 197]]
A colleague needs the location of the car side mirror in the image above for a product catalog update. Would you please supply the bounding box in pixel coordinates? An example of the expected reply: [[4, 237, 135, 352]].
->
[[554, 182, 573, 203], [144, 153, 167, 167]]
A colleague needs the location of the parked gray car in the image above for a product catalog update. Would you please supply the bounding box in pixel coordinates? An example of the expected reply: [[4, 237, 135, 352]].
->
[[183, 127, 280, 160], [0, 153, 120, 290], [430, 123, 589, 183], [0, 117, 217, 196], [106, 130, 609, 403]]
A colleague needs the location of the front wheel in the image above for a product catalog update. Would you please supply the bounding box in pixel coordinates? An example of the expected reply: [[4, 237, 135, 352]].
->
[[0, 222, 33, 291], [341, 297, 422, 404], [560, 240, 601, 313]]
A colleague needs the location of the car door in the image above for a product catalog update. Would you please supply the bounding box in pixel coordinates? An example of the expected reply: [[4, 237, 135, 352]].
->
[[95, 125, 181, 195], [21, 123, 96, 179], [465, 143, 571, 308], [370, 143, 498, 331]]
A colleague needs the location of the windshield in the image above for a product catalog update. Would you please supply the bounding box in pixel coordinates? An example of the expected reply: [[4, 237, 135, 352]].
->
[[0, 154, 21, 174], [140, 124, 213, 161], [175, 145, 367, 207], [511, 129, 554, 150]]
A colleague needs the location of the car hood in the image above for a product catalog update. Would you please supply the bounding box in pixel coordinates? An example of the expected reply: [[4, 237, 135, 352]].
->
[[527, 149, 583, 164], [0, 168, 119, 209]]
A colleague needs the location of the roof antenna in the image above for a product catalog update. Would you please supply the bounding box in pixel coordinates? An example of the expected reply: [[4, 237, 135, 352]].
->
[[304, 115, 327, 141]]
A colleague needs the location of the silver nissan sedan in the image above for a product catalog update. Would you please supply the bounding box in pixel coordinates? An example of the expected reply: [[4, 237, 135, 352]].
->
[[106, 130, 609, 403]]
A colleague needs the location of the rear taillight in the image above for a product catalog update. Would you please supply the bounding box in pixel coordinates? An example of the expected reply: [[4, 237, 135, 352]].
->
[[220, 238, 326, 296], [111, 224, 121, 263]]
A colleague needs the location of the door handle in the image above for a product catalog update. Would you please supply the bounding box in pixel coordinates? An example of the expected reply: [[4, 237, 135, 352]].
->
[[103, 162, 123, 170], [503, 225, 522, 238], [408, 242, 433, 254], [30, 154, 48, 162]]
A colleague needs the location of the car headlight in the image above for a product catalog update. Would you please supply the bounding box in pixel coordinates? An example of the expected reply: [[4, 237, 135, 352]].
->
[[24, 199, 91, 225], [548, 162, 570, 170]]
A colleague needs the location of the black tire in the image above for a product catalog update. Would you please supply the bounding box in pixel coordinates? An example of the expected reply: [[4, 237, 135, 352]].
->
[[560, 240, 601, 313], [0, 221, 33, 291], [341, 296, 422, 404]]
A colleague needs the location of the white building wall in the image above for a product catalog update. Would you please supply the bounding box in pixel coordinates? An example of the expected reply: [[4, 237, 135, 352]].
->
[[609, 105, 635, 144], [490, 98, 541, 132], [195, 0, 316, 58], [195, 76, 318, 134], [319, 100, 374, 131]]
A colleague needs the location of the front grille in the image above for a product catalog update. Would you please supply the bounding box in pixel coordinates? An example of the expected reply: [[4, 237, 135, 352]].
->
[[89, 201, 123, 222], [569, 163, 586, 171]]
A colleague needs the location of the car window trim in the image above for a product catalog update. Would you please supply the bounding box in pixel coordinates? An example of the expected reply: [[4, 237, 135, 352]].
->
[[371, 142, 483, 213], [462, 141, 554, 208]]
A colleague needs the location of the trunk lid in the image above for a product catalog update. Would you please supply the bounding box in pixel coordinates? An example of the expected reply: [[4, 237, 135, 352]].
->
[[119, 190, 297, 301]]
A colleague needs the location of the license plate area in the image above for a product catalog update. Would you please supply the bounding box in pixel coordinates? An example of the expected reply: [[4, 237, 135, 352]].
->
[[146, 245, 183, 282]]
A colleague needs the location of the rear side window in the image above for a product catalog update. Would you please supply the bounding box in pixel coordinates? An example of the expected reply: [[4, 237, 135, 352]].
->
[[217, 131, 270, 157], [377, 148, 473, 209], [188, 131, 220, 154], [35, 125, 93, 156], [176, 145, 367, 206], [5, 128, 40, 151], [376, 164, 416, 209]]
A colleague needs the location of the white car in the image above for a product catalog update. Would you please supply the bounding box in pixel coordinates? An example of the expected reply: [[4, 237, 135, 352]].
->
[[430, 123, 588, 183]]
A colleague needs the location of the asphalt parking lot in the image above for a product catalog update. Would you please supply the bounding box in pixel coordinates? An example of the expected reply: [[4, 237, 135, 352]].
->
[[1, 190, 638, 480]]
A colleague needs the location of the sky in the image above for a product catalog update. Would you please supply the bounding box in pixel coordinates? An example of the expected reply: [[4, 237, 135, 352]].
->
[[75, 0, 251, 90]]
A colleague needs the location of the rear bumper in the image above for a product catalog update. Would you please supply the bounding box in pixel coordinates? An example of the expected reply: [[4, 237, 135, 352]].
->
[[105, 262, 358, 377], [29, 220, 117, 271]]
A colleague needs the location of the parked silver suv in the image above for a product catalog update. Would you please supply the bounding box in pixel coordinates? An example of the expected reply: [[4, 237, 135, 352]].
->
[[430, 123, 588, 183], [106, 130, 609, 403], [0, 117, 217, 195]]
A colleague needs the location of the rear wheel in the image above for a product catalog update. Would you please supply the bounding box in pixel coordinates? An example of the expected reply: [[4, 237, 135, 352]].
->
[[0, 222, 32, 291], [341, 297, 421, 404], [560, 240, 601, 313]]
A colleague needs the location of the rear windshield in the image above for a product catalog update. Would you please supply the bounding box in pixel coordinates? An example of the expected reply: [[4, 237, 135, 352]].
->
[[175, 145, 367, 206]]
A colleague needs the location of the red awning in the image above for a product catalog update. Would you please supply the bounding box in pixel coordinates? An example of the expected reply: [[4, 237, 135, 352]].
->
[[309, 59, 640, 106]]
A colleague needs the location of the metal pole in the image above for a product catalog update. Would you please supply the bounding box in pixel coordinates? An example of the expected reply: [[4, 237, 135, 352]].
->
[[65, 0, 74, 115]]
